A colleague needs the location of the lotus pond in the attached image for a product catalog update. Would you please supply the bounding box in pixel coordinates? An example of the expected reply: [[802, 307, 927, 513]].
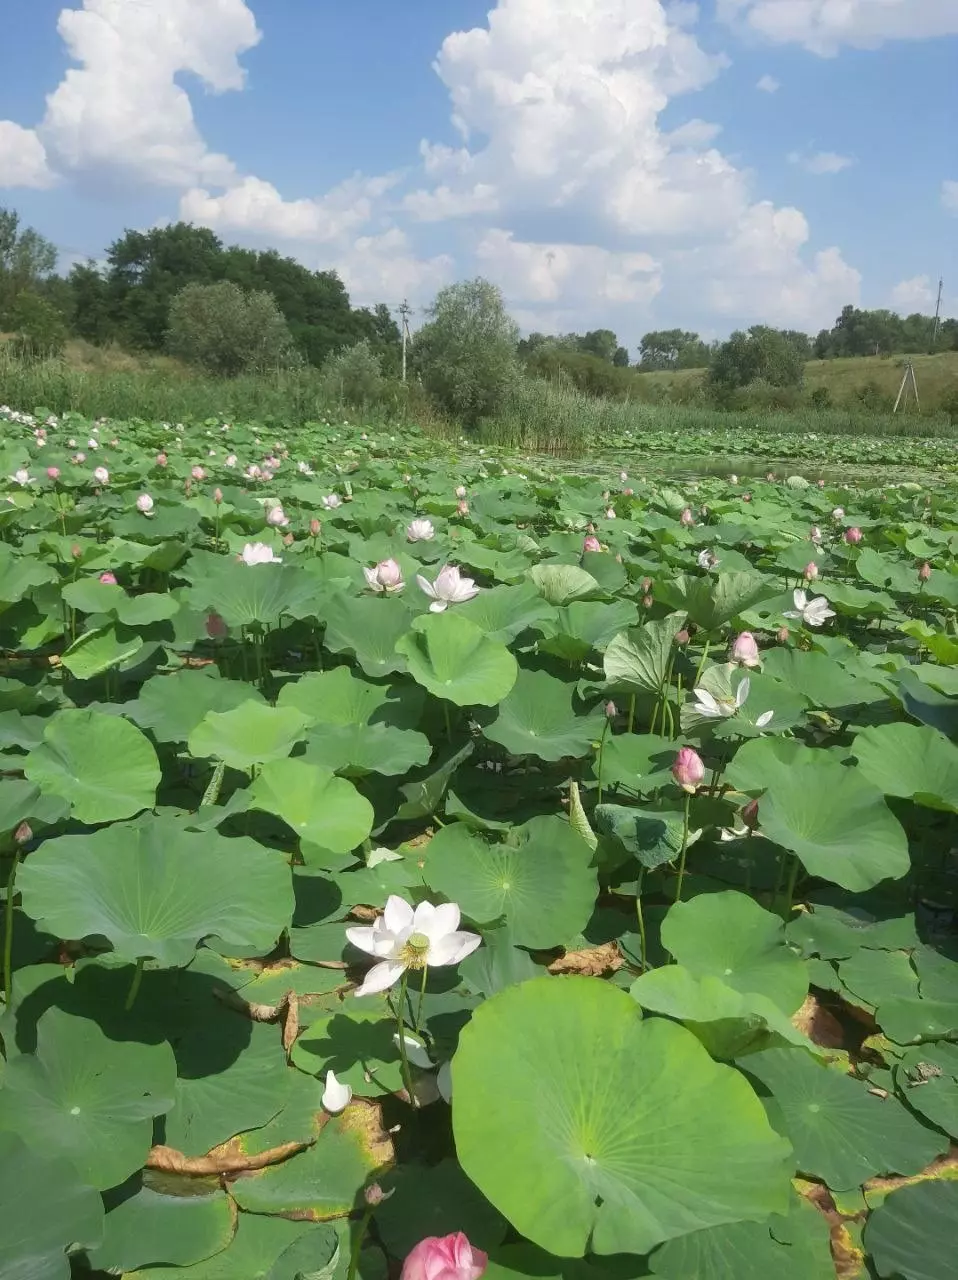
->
[[2, 405, 958, 1280]]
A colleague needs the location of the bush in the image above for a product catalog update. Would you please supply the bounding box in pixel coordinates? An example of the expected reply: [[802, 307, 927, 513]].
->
[[9, 292, 67, 357], [809, 386, 832, 410], [709, 327, 806, 393], [320, 339, 385, 410], [166, 281, 300, 377]]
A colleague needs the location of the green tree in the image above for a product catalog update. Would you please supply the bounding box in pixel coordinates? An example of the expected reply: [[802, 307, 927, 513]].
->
[[320, 338, 385, 409], [638, 329, 710, 370], [577, 329, 620, 362], [106, 223, 223, 349], [612, 346, 631, 367], [68, 262, 114, 345], [708, 326, 805, 392], [0, 208, 58, 326], [413, 278, 520, 426], [166, 281, 299, 376], [9, 291, 68, 355]]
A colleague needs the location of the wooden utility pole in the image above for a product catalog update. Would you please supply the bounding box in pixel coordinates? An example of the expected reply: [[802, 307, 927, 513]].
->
[[398, 300, 412, 383], [932, 277, 944, 348], [894, 361, 920, 414]]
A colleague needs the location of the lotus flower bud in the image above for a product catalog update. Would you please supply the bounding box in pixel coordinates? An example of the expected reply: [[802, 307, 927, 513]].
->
[[623, 487, 634, 496], [70, 544, 82, 559], [93, 466, 109, 485], [620, 470, 628, 483], [266, 505, 289, 527], [156, 452, 168, 466], [672, 746, 705, 793], [365, 1182, 388, 1207], [14, 820, 32, 845], [605, 701, 618, 719], [741, 798, 759, 831], [209, 487, 221, 505], [776, 625, 790, 644], [283, 532, 295, 546], [844, 527, 862, 545], [742, 492, 752, 502], [74, 452, 86, 463], [642, 594, 653, 609], [455, 485, 467, 499], [809, 526, 822, 544], [136, 493, 154, 514], [456, 499, 469, 516], [205, 612, 228, 639], [817, 479, 825, 488], [803, 561, 819, 581], [400, 1234, 488, 1280], [729, 473, 738, 483], [679, 507, 694, 526], [640, 578, 652, 593], [191, 465, 206, 481], [605, 507, 616, 519], [831, 506, 844, 520], [732, 631, 760, 667], [675, 629, 690, 646], [309, 518, 322, 537], [364, 559, 405, 594], [99, 572, 117, 585], [766, 472, 776, 482], [583, 535, 602, 553], [46, 466, 60, 480], [919, 561, 932, 583]]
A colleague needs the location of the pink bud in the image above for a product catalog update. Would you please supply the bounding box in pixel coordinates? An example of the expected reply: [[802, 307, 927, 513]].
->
[[679, 507, 694, 527], [672, 746, 705, 793], [803, 561, 819, 581], [844, 527, 862, 545], [817, 479, 825, 488], [776, 625, 790, 644], [99, 572, 117, 585], [70, 544, 82, 560], [919, 561, 932, 583], [283, 532, 295, 547], [211, 487, 222, 505], [732, 631, 760, 667], [309, 518, 322, 537], [365, 1183, 387, 1207], [742, 492, 752, 502], [205, 612, 228, 639], [605, 701, 617, 719], [623, 487, 634, 496], [457, 499, 469, 516], [583, 535, 602, 554], [156, 452, 168, 467], [640, 578, 653, 594], [14, 821, 32, 845], [191, 466, 206, 481], [642, 594, 653, 609], [675, 629, 690, 646], [741, 798, 759, 831], [46, 466, 60, 480], [400, 1234, 487, 1280]]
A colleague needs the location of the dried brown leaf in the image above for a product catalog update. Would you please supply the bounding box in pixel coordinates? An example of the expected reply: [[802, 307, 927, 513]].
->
[[548, 942, 622, 977], [791, 993, 846, 1050], [147, 1140, 306, 1176], [283, 991, 300, 1055]]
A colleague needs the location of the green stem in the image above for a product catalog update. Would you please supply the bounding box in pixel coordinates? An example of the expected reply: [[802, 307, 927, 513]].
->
[[396, 972, 417, 1106], [635, 866, 647, 973], [442, 701, 452, 742], [771, 847, 789, 909], [781, 855, 801, 920], [596, 720, 611, 806], [414, 963, 429, 1033], [346, 1204, 374, 1280], [693, 637, 711, 689], [627, 693, 636, 735], [125, 956, 145, 1011], [3, 851, 19, 1006], [649, 696, 660, 736], [673, 791, 692, 905]]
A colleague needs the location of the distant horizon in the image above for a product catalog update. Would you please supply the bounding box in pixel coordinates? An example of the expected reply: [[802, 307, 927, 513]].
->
[[1, 1, 955, 347]]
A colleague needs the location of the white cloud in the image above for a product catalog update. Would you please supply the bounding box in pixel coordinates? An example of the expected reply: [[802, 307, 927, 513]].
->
[[0, 122, 56, 189], [719, 0, 958, 55], [37, 0, 261, 187], [403, 183, 500, 221], [943, 181, 958, 215], [756, 73, 780, 92], [787, 149, 855, 175], [332, 229, 455, 306], [890, 275, 936, 313], [179, 174, 397, 243], [476, 228, 662, 308]]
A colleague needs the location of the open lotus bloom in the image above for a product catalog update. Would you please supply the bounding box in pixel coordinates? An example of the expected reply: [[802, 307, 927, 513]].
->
[[322, 493, 343, 509], [693, 678, 751, 719], [407, 518, 435, 542], [400, 1233, 488, 1280], [266, 504, 289, 527], [239, 541, 282, 565], [321, 1070, 352, 1114], [346, 896, 481, 997], [416, 564, 479, 612], [784, 589, 836, 628], [136, 494, 154, 514]]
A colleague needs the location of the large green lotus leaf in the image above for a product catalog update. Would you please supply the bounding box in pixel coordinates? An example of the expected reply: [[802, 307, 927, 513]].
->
[[659, 572, 777, 630], [87, 1180, 234, 1273], [458, 581, 557, 643], [837, 947, 918, 1008], [0, 1130, 103, 1280], [127, 668, 265, 744], [864, 1178, 958, 1280], [661, 891, 809, 1014], [0, 1008, 176, 1190], [60, 621, 146, 678], [133, 1214, 336, 1280], [392, 741, 474, 824], [302, 722, 432, 777], [895, 668, 958, 740], [786, 903, 919, 961], [24, 708, 160, 822], [453, 977, 792, 1257], [741, 1047, 948, 1191], [761, 648, 886, 711], [630, 966, 811, 1060], [856, 547, 918, 594], [245, 758, 374, 851], [229, 1101, 393, 1219], [290, 1004, 403, 1096], [396, 612, 518, 708], [528, 563, 601, 605], [277, 667, 424, 730], [455, 542, 533, 582], [536, 600, 639, 662], [323, 594, 412, 677], [375, 1159, 509, 1258], [482, 668, 605, 761], [422, 817, 597, 948], [184, 560, 315, 627], [649, 1190, 834, 1280], [165, 1019, 293, 1156], [894, 1044, 958, 1139], [17, 818, 294, 967], [459, 923, 541, 996], [603, 614, 687, 693], [189, 700, 310, 769], [852, 722, 958, 811], [726, 737, 909, 892], [710, 671, 808, 739], [591, 733, 675, 795], [0, 544, 58, 605], [594, 804, 687, 870]]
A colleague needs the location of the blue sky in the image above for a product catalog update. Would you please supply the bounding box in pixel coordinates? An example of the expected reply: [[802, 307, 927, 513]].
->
[[1, 0, 956, 349]]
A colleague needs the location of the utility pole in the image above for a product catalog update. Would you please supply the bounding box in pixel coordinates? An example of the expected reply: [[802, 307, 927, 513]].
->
[[932, 277, 944, 349], [894, 361, 920, 415], [398, 300, 412, 383]]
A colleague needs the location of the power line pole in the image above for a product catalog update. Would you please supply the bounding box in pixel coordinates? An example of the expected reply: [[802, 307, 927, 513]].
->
[[398, 300, 412, 383], [932, 277, 944, 349]]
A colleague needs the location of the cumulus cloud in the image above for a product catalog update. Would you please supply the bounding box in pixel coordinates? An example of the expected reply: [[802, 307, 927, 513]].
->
[[890, 276, 937, 313], [0, 122, 56, 189], [943, 181, 958, 215], [476, 229, 662, 308], [756, 74, 780, 92], [332, 229, 455, 304], [719, 0, 958, 55], [787, 150, 855, 175]]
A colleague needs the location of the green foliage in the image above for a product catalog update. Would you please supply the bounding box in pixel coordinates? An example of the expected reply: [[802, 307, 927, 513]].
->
[[709, 325, 807, 394], [8, 291, 68, 356], [166, 280, 300, 376], [0, 207, 58, 326], [320, 338, 385, 409]]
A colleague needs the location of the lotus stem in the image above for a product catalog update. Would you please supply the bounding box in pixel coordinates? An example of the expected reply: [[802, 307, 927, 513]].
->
[[627, 693, 636, 735], [201, 760, 226, 809], [673, 791, 692, 905], [782, 855, 801, 920], [346, 1203, 374, 1280], [414, 963, 428, 1033], [635, 866, 647, 973], [2, 851, 19, 1007], [595, 719, 611, 806], [693, 637, 711, 688], [396, 971, 417, 1106], [125, 956, 145, 1011]]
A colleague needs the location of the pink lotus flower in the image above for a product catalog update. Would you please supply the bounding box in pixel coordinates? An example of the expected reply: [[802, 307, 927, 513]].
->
[[416, 564, 479, 612], [672, 746, 705, 793], [919, 562, 932, 583], [605, 700, 617, 719], [73, 452, 86, 464], [679, 507, 694, 527], [732, 631, 760, 667], [407, 518, 436, 542], [191, 466, 206, 481], [213, 487, 223, 504], [583, 535, 602, 553], [93, 466, 109, 485], [266, 504, 289, 528], [803, 561, 819, 581], [456, 499, 469, 516], [46, 466, 60, 481], [99, 572, 117, 585], [844, 527, 862, 545], [309, 518, 322, 537], [364, 559, 405, 594], [156, 452, 168, 467], [400, 1235, 488, 1280], [136, 493, 154, 514], [205, 612, 228, 639]]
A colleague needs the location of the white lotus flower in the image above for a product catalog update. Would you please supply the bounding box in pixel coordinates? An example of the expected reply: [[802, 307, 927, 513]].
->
[[224, 454, 238, 467], [322, 493, 343, 510], [266, 504, 289, 527], [297, 460, 314, 475], [93, 466, 109, 485], [240, 542, 282, 566], [416, 564, 479, 613], [364, 559, 405, 594], [136, 493, 154, 514], [322, 1070, 352, 1114], [406, 518, 435, 542], [346, 896, 481, 996], [694, 678, 751, 719], [697, 548, 719, 570], [393, 1031, 434, 1069], [755, 710, 775, 728], [784, 589, 836, 628], [9, 468, 33, 486]]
